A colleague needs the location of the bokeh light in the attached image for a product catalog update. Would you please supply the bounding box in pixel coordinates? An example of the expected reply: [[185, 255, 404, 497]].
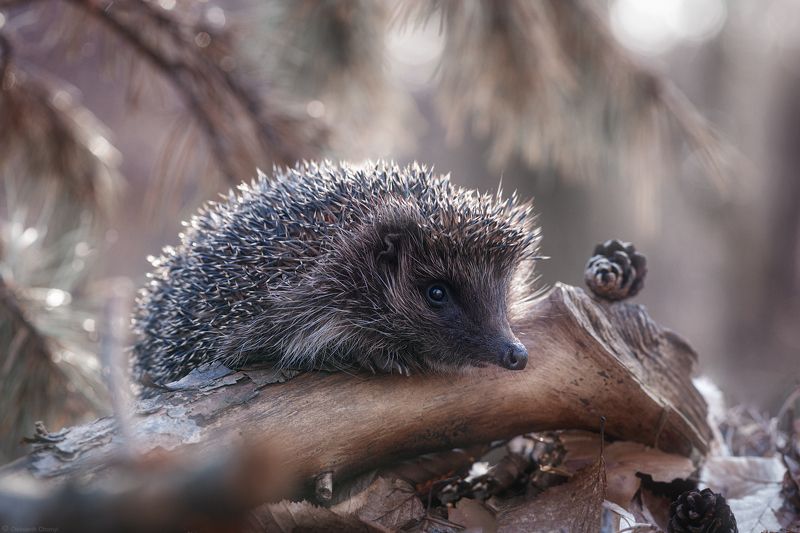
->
[[610, 0, 727, 55]]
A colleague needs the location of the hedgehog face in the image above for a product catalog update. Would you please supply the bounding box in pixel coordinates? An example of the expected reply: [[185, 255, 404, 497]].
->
[[407, 276, 529, 372], [349, 206, 531, 374]]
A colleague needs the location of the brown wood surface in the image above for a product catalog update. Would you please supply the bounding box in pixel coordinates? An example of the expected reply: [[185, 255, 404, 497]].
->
[[1, 283, 711, 500]]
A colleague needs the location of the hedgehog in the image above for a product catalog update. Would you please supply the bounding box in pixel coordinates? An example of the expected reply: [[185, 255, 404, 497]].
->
[[132, 161, 541, 388]]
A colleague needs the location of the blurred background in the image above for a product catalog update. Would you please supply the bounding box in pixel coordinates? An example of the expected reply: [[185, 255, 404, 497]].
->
[[0, 0, 798, 462]]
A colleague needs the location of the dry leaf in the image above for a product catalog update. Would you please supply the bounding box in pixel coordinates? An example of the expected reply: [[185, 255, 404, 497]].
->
[[701, 456, 786, 532], [448, 497, 498, 532], [332, 476, 424, 531], [629, 483, 674, 531], [561, 431, 695, 507], [497, 452, 606, 532], [726, 486, 783, 533], [701, 455, 785, 499], [601, 500, 646, 532]]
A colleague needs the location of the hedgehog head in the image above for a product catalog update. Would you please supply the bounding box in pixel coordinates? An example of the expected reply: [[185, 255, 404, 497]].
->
[[312, 191, 540, 374]]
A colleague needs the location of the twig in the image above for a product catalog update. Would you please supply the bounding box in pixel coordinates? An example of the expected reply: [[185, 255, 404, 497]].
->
[[0, 277, 53, 365], [54, 0, 320, 186], [64, 0, 241, 182], [0, 33, 11, 84], [99, 285, 135, 452], [132, 0, 288, 152]]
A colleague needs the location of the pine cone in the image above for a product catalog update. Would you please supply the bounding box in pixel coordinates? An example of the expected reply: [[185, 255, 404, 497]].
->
[[668, 488, 738, 533], [584, 240, 647, 301]]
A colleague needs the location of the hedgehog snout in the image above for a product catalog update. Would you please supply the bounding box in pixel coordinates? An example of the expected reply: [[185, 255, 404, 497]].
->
[[497, 341, 528, 371]]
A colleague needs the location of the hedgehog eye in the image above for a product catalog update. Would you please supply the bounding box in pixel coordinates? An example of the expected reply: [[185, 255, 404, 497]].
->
[[426, 283, 449, 307]]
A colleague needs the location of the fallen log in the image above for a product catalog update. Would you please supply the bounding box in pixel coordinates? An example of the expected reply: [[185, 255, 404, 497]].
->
[[1, 283, 711, 501]]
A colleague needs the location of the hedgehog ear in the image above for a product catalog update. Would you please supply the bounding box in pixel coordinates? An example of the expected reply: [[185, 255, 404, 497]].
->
[[372, 208, 421, 268], [376, 232, 403, 266]]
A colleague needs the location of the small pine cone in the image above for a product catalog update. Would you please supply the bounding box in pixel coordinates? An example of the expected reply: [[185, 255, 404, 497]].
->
[[584, 240, 647, 301], [668, 488, 738, 533]]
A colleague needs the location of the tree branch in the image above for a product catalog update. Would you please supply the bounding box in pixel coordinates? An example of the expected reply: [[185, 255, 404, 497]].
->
[[1, 284, 710, 504]]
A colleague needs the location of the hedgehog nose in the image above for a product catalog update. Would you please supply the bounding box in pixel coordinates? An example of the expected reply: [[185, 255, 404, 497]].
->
[[499, 342, 528, 371]]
